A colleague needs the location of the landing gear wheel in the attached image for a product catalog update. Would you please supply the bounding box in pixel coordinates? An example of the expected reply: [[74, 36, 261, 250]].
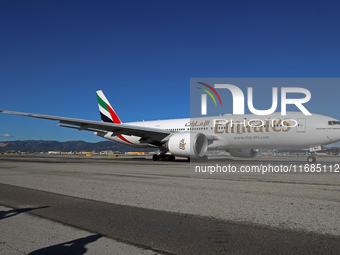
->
[[152, 154, 159, 161], [307, 156, 316, 163], [153, 154, 175, 161]]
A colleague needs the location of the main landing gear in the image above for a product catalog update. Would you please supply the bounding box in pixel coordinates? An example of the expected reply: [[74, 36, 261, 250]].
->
[[152, 154, 176, 161]]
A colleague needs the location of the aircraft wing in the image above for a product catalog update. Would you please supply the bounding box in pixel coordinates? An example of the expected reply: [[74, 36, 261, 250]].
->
[[0, 110, 170, 144]]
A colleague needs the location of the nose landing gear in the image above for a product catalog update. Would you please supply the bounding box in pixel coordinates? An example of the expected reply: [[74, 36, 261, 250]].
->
[[307, 152, 316, 163], [307, 156, 316, 163]]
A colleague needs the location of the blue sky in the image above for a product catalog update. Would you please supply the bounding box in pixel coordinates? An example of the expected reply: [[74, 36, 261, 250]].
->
[[1, 0, 340, 143]]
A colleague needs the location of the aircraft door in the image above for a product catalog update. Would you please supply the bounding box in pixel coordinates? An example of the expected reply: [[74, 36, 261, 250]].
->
[[296, 118, 306, 132]]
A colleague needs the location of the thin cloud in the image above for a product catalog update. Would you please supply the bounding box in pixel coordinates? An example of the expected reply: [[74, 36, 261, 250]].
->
[[1, 134, 13, 137]]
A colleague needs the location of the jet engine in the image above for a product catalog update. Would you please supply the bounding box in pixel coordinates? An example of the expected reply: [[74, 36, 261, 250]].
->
[[227, 148, 258, 158], [167, 132, 208, 158]]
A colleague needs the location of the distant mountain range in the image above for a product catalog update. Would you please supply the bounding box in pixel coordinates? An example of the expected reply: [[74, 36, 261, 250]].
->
[[0, 140, 147, 153]]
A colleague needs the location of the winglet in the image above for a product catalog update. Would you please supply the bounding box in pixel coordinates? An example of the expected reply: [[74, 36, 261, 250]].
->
[[96, 90, 122, 124]]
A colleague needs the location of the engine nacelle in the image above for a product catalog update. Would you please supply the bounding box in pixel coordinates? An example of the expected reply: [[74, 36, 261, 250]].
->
[[167, 132, 208, 158], [228, 148, 258, 158]]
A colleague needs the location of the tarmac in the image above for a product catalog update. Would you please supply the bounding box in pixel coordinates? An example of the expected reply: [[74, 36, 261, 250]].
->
[[0, 154, 339, 254]]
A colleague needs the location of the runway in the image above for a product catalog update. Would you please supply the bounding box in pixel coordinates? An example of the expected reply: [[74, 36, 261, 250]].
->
[[0, 155, 339, 254]]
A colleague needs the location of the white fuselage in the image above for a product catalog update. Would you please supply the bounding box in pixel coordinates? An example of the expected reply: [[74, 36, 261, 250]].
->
[[97, 112, 340, 150]]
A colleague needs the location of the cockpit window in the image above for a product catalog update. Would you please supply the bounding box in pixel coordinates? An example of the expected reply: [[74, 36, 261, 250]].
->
[[328, 121, 340, 125]]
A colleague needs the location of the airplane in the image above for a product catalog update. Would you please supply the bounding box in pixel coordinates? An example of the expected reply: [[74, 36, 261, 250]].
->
[[1, 90, 340, 163]]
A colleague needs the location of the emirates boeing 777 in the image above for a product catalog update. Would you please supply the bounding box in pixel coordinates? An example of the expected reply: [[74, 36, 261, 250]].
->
[[1, 90, 340, 162]]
